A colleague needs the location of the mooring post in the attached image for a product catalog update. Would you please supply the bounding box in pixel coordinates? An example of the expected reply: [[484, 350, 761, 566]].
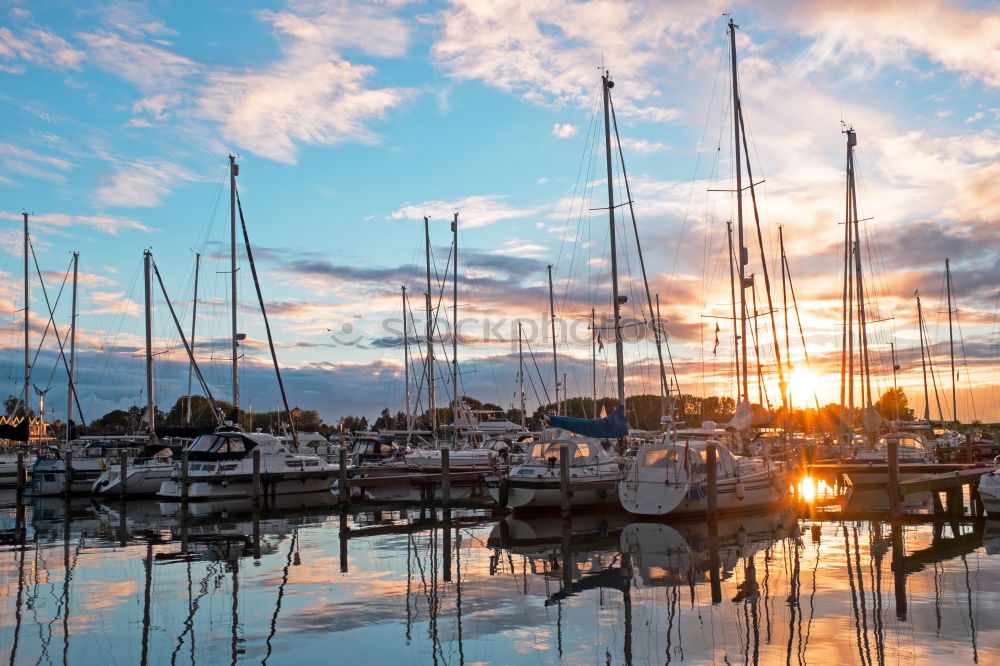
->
[[946, 486, 963, 517], [972, 486, 985, 518], [443, 519, 452, 583], [16, 451, 25, 498], [119, 450, 128, 499], [560, 444, 571, 519], [64, 449, 74, 497], [252, 448, 261, 506], [180, 450, 189, 501], [887, 436, 901, 519], [441, 447, 451, 511], [965, 431, 973, 464], [339, 509, 349, 573], [706, 442, 718, 520], [338, 448, 349, 506]]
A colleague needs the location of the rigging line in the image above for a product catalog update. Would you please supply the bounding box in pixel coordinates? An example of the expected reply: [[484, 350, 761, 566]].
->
[[236, 190, 297, 445], [40, 258, 75, 392], [263, 531, 297, 665], [783, 254, 820, 412], [523, 334, 552, 406], [151, 258, 222, 421], [29, 246, 85, 422], [28, 250, 71, 372], [609, 94, 669, 404]]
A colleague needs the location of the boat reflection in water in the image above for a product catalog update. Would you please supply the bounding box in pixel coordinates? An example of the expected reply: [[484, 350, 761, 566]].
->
[[1, 493, 997, 664]]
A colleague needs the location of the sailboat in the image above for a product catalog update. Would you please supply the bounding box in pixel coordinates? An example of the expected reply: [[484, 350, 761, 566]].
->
[[617, 18, 787, 517], [491, 71, 636, 512]]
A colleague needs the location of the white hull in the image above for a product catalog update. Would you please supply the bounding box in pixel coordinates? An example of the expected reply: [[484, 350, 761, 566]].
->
[[93, 463, 174, 495], [29, 459, 105, 495], [621, 470, 782, 516], [158, 474, 335, 499], [405, 450, 495, 470], [978, 470, 1000, 517], [489, 477, 621, 510]]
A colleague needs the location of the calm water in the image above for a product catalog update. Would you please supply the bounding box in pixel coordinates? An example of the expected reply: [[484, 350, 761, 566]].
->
[[1, 490, 997, 665]]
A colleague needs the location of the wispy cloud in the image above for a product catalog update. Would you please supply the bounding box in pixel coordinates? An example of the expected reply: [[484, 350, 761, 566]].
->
[[0, 26, 85, 73], [0, 142, 74, 182], [0, 211, 149, 235], [552, 122, 578, 138], [389, 194, 545, 229], [93, 159, 197, 208]]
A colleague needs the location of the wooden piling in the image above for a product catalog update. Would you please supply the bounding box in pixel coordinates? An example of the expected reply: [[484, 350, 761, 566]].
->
[[887, 436, 901, 518], [119, 450, 128, 499], [441, 448, 451, 510], [706, 442, 718, 520], [560, 444, 571, 519], [15, 451, 24, 497], [890, 520, 907, 620], [338, 448, 349, 506], [252, 448, 261, 506], [64, 449, 74, 496], [945, 486, 963, 517], [339, 510, 349, 573], [965, 431, 974, 464], [180, 450, 189, 501]]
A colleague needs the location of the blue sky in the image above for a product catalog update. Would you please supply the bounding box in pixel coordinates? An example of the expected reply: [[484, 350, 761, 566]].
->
[[1, 0, 999, 425]]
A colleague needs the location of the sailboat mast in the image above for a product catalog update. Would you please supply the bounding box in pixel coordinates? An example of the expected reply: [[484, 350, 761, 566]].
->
[[917, 293, 930, 421], [726, 220, 740, 400], [602, 72, 626, 409], [729, 19, 749, 402], [452, 212, 459, 446], [591, 308, 597, 418], [518, 321, 526, 428], [844, 130, 856, 435], [780, 227, 791, 411], [847, 129, 873, 409], [890, 341, 899, 421], [424, 216, 436, 442], [548, 264, 559, 415], [403, 285, 411, 434], [945, 258, 957, 423], [22, 212, 30, 419], [65, 252, 78, 447], [186, 252, 200, 425], [229, 155, 240, 417], [143, 250, 156, 436]]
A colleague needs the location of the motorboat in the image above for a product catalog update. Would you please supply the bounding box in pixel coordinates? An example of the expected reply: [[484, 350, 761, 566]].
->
[[0, 450, 35, 488], [28, 440, 144, 496], [978, 457, 1000, 517], [157, 430, 339, 499], [489, 430, 622, 511], [92, 442, 179, 496], [405, 445, 497, 470], [617, 421, 786, 517], [843, 431, 935, 487]]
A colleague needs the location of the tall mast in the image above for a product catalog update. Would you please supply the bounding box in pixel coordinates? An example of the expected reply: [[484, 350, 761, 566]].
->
[[403, 285, 411, 435], [518, 321, 526, 428], [728, 18, 749, 402], [65, 252, 78, 447], [945, 258, 957, 423], [890, 341, 899, 421], [847, 129, 873, 409], [424, 216, 436, 442], [22, 212, 30, 419], [186, 252, 201, 425], [229, 155, 240, 417], [451, 213, 459, 446], [602, 71, 626, 409], [726, 220, 740, 400], [917, 293, 930, 421], [780, 227, 791, 412], [548, 264, 558, 415], [843, 129, 856, 435], [591, 307, 597, 418], [143, 250, 156, 436]]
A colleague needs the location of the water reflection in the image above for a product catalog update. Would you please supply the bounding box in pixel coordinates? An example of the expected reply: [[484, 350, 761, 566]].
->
[[1, 492, 998, 664]]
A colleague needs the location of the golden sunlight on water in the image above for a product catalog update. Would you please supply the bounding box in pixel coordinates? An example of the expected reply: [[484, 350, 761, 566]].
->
[[1, 492, 998, 664]]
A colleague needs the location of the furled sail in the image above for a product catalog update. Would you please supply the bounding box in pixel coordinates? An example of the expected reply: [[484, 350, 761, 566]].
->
[[546, 405, 627, 438]]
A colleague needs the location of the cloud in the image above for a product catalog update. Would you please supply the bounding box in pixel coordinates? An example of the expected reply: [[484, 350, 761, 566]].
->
[[552, 122, 578, 139], [619, 137, 670, 153], [389, 194, 545, 229], [0, 211, 150, 235], [0, 142, 74, 182], [78, 29, 198, 91], [0, 27, 85, 72], [779, 0, 1000, 88], [93, 159, 197, 208]]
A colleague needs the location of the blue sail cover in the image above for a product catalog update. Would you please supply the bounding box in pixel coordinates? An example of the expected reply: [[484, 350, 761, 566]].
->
[[546, 405, 627, 438]]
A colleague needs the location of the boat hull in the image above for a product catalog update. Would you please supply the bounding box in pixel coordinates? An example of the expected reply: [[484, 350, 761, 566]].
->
[[488, 478, 620, 511], [620, 471, 784, 517], [158, 473, 335, 499], [93, 464, 174, 496]]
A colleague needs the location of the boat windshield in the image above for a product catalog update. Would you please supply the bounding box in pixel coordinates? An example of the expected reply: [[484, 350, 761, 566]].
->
[[641, 448, 680, 468], [526, 441, 602, 461], [188, 434, 247, 454], [878, 435, 926, 452]]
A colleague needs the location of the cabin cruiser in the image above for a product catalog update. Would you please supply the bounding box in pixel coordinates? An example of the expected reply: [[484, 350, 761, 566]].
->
[[489, 430, 622, 511], [92, 442, 179, 496], [405, 444, 498, 470], [28, 439, 144, 496], [977, 457, 1000, 517], [157, 430, 339, 499], [618, 421, 785, 517], [843, 431, 935, 487]]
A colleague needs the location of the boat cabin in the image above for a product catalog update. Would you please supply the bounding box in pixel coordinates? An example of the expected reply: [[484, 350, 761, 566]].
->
[[524, 439, 612, 467], [350, 437, 403, 464]]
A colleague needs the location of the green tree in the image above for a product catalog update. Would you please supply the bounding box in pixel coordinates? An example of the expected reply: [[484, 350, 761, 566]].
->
[[875, 388, 913, 421]]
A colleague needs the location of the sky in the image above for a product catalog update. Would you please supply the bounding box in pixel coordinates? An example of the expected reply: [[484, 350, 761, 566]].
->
[[1, 0, 998, 427]]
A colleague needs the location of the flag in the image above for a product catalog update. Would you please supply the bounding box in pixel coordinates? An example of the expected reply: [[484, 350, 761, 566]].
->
[[597, 334, 604, 353], [712, 323, 721, 356]]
